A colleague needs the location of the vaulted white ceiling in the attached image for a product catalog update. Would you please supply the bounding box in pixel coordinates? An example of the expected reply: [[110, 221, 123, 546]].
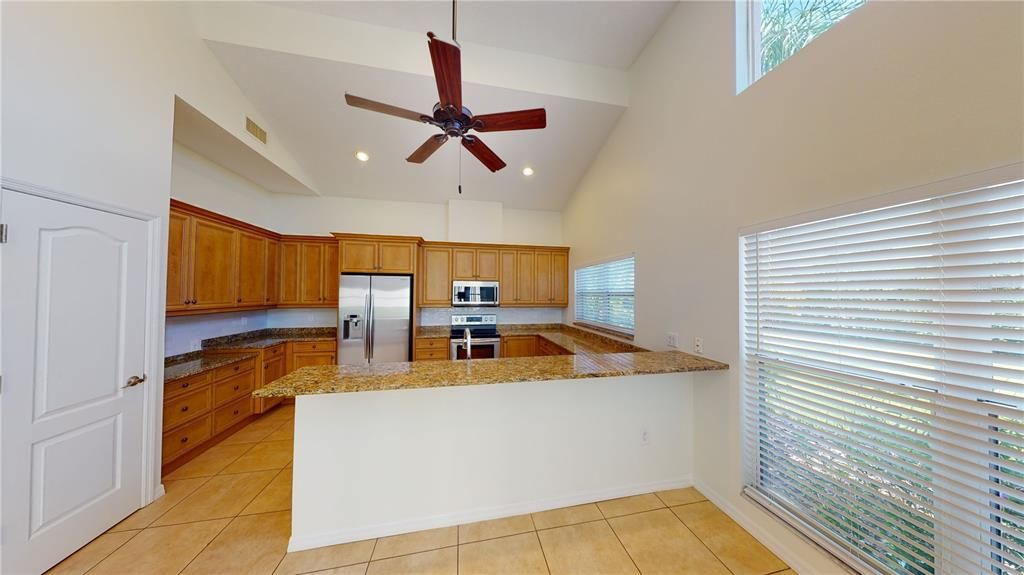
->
[[195, 2, 675, 210]]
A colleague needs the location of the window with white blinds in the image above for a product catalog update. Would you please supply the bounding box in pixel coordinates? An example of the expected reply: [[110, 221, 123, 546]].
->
[[742, 179, 1024, 575], [575, 256, 635, 333]]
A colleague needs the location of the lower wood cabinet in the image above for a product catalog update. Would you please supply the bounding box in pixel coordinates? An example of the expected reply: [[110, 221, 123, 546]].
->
[[414, 337, 450, 361], [501, 335, 571, 358], [287, 340, 336, 370], [162, 358, 256, 471]]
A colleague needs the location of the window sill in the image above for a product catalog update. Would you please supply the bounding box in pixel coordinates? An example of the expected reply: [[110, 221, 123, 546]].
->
[[572, 322, 635, 342]]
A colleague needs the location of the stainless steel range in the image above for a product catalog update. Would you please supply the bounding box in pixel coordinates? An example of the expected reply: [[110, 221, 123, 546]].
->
[[449, 314, 500, 360]]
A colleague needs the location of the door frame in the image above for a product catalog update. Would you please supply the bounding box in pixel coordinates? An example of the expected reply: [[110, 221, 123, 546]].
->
[[0, 176, 168, 510]]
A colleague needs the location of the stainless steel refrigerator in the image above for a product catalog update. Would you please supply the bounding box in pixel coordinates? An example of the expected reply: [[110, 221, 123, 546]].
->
[[338, 275, 412, 364]]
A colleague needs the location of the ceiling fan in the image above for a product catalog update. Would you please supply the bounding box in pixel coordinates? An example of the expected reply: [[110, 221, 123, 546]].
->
[[344, 4, 546, 173]]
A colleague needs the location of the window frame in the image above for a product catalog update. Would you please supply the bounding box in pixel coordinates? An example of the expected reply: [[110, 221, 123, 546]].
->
[[573, 253, 636, 339]]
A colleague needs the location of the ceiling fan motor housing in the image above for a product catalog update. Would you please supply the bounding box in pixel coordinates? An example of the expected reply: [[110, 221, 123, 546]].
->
[[431, 103, 475, 138]]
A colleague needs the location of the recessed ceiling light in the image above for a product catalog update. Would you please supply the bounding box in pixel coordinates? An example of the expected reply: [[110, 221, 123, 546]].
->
[[355, 151, 370, 162], [522, 167, 534, 176]]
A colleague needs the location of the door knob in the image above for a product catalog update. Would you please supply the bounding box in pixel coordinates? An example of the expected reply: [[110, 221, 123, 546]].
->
[[124, 374, 146, 388]]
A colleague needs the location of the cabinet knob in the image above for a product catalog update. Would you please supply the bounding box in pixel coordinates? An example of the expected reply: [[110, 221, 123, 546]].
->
[[181, 382, 190, 389], [237, 298, 242, 303], [180, 436, 189, 444], [234, 366, 240, 371], [181, 405, 189, 412], [233, 409, 240, 416], [233, 385, 240, 391]]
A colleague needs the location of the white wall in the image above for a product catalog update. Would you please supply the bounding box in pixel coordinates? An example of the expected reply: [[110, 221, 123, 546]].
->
[[292, 372, 693, 551], [560, 1, 1023, 572], [170, 143, 277, 230]]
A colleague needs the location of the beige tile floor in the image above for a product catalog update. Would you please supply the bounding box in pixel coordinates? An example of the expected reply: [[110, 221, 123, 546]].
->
[[48, 404, 794, 575]]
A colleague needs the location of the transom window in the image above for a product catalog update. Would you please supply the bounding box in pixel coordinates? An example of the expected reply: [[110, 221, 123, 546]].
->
[[737, 0, 865, 92], [574, 256, 635, 335]]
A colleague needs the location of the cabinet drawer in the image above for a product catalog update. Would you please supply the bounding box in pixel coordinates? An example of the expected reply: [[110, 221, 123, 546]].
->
[[291, 341, 335, 353], [213, 396, 252, 435], [162, 415, 211, 462], [415, 337, 448, 350], [265, 343, 285, 358], [214, 358, 255, 380], [163, 386, 212, 430], [213, 370, 255, 407], [415, 348, 449, 361], [164, 371, 212, 400]]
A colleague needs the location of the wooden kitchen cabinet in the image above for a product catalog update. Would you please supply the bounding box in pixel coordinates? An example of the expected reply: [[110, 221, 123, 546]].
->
[[534, 250, 553, 304], [551, 251, 569, 305], [338, 236, 417, 274], [279, 241, 301, 304], [266, 240, 280, 305], [166, 209, 192, 312], [190, 217, 238, 310], [499, 250, 517, 305], [453, 248, 499, 281], [515, 250, 535, 304], [300, 242, 324, 304], [501, 335, 537, 358], [288, 340, 337, 370], [419, 246, 452, 307], [323, 243, 339, 304], [414, 336, 450, 361], [237, 231, 267, 306]]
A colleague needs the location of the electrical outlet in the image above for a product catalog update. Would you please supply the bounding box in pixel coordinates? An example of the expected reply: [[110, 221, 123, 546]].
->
[[190, 339, 201, 351], [667, 332, 679, 349], [694, 336, 704, 355]]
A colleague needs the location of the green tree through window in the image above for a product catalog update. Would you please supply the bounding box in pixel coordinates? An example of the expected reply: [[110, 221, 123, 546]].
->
[[759, 0, 864, 76]]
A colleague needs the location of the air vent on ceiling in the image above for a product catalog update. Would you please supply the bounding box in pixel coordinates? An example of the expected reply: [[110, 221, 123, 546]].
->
[[245, 117, 267, 144]]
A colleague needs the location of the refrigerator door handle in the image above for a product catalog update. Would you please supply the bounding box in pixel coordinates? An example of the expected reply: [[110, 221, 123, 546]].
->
[[368, 293, 375, 361], [363, 293, 371, 362]]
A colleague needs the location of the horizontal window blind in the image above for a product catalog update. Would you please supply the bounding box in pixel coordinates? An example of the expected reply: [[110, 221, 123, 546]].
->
[[575, 256, 635, 333], [742, 180, 1024, 575]]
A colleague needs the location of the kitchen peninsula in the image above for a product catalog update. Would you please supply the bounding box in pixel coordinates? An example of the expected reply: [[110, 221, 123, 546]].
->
[[254, 327, 727, 552]]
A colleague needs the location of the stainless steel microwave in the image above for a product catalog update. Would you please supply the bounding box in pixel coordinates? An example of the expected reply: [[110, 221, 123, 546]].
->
[[452, 281, 499, 306]]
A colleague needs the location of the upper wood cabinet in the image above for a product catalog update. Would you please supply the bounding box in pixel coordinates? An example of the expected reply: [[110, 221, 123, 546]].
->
[[166, 209, 192, 312], [237, 231, 267, 306], [499, 250, 517, 305], [419, 246, 452, 307], [534, 250, 553, 304], [550, 251, 569, 305], [279, 239, 337, 307], [515, 250, 536, 304], [338, 236, 417, 274], [452, 248, 499, 281], [190, 218, 238, 310], [265, 240, 280, 305]]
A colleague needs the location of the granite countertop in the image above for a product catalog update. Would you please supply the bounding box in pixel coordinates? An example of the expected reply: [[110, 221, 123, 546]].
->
[[165, 353, 257, 383], [204, 335, 336, 350], [254, 351, 727, 397]]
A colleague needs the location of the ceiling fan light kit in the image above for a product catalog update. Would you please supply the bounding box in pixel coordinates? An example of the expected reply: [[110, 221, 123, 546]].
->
[[344, 4, 547, 175]]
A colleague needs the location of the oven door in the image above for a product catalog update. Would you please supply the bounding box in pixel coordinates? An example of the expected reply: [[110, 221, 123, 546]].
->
[[450, 338, 501, 360], [452, 281, 499, 306]]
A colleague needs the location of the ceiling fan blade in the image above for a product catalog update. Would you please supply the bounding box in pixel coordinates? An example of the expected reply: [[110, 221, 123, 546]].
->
[[427, 32, 462, 111], [345, 93, 429, 123], [406, 134, 449, 164], [462, 136, 506, 173], [472, 108, 547, 132]]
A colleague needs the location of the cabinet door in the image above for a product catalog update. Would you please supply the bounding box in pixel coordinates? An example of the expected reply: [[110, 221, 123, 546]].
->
[[499, 250, 517, 305], [279, 242, 300, 304], [292, 351, 335, 369], [166, 210, 191, 311], [190, 217, 238, 309], [452, 248, 476, 279], [476, 249, 499, 280], [516, 250, 535, 304], [420, 247, 452, 306], [263, 355, 286, 386], [340, 240, 378, 273], [299, 243, 324, 304], [503, 336, 537, 358], [265, 240, 280, 305], [551, 251, 569, 306], [323, 243, 339, 304], [236, 231, 267, 306], [534, 250, 553, 304], [378, 242, 416, 273]]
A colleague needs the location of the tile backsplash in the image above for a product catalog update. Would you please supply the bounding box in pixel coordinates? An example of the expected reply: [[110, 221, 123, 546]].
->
[[419, 307, 564, 326], [165, 308, 336, 356]]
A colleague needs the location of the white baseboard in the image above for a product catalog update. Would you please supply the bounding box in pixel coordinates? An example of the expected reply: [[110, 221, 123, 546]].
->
[[288, 475, 692, 552], [694, 479, 846, 575]]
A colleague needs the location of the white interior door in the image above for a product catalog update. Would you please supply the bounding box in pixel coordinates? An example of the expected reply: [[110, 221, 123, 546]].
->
[[1, 189, 150, 575]]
